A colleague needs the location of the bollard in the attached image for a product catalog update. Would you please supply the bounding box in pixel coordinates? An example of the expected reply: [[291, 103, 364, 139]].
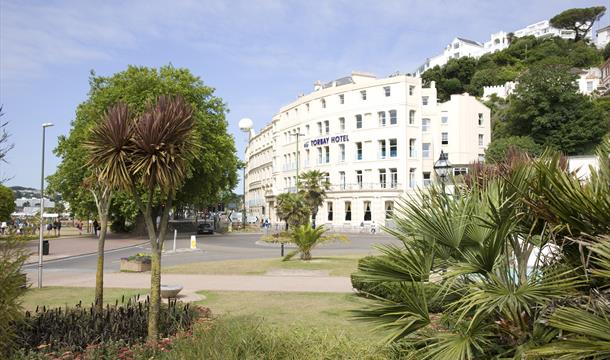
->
[[190, 235, 197, 249], [281, 242, 284, 257], [173, 229, 177, 252]]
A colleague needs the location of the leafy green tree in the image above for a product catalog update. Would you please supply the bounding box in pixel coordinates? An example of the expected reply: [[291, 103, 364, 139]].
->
[[422, 57, 477, 101], [275, 193, 310, 230], [0, 185, 15, 221], [550, 6, 606, 41], [87, 95, 198, 342], [298, 170, 330, 228], [485, 136, 542, 163], [49, 65, 238, 229], [0, 238, 28, 356], [0, 107, 14, 183], [504, 64, 608, 154], [604, 42, 610, 60]]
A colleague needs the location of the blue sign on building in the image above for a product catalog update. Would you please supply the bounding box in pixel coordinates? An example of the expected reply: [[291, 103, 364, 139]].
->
[[304, 134, 349, 148]]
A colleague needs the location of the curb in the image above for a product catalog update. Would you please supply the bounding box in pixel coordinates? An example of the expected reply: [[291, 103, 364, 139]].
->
[[22, 241, 149, 267]]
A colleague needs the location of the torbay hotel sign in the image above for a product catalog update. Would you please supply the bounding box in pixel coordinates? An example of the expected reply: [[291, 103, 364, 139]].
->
[[303, 134, 349, 148]]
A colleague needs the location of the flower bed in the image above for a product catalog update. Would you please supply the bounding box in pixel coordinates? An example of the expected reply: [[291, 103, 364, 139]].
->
[[120, 253, 151, 272]]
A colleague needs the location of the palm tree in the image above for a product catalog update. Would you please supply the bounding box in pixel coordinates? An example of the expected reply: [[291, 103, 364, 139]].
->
[[353, 145, 610, 359], [86, 96, 197, 341], [298, 170, 330, 228], [283, 224, 328, 261], [85, 103, 131, 312], [275, 192, 310, 230]]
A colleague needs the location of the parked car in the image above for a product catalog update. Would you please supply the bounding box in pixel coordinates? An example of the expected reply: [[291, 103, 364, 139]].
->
[[197, 221, 214, 234]]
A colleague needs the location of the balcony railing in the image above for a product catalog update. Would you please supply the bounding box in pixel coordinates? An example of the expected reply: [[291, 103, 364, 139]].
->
[[329, 183, 402, 191]]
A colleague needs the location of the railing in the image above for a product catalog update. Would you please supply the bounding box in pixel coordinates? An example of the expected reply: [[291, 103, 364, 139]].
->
[[329, 183, 402, 191]]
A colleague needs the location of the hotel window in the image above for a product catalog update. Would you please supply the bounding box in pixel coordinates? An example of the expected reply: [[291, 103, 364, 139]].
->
[[317, 148, 323, 164], [423, 172, 431, 187], [422, 96, 429, 105], [478, 134, 484, 146], [356, 170, 363, 189], [378, 111, 386, 126], [339, 117, 345, 131], [478, 153, 485, 162], [454, 167, 468, 176], [389, 139, 397, 157], [379, 169, 387, 188], [384, 86, 391, 97], [587, 81, 593, 92], [339, 144, 345, 162], [442, 132, 449, 145], [478, 113, 484, 126], [389, 110, 397, 125], [317, 122, 322, 135], [422, 143, 430, 158], [422, 118, 430, 132], [327, 202, 333, 221], [305, 149, 310, 167], [324, 146, 330, 163], [356, 114, 362, 129], [324, 120, 330, 134], [379, 140, 386, 159], [385, 201, 394, 219], [305, 125, 310, 135], [295, 108, 298, 116], [409, 168, 416, 188], [409, 139, 416, 157], [324, 172, 330, 184], [339, 171, 346, 190], [360, 90, 367, 100], [409, 85, 414, 96], [390, 168, 398, 188], [441, 113, 448, 124], [409, 110, 416, 124], [321, 98, 326, 108], [356, 142, 363, 160], [363, 201, 372, 221], [306, 103, 310, 112], [345, 201, 352, 221], [339, 94, 344, 104]]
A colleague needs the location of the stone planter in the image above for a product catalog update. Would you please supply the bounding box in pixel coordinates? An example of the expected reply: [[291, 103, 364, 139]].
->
[[120, 258, 151, 272], [161, 284, 183, 299]]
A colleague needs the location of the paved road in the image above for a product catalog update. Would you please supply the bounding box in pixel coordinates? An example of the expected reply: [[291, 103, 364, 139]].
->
[[22, 232, 398, 275]]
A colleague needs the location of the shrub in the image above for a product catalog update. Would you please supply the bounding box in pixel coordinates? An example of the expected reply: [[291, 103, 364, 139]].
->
[[351, 256, 457, 313], [122, 252, 151, 263], [0, 238, 29, 357], [11, 296, 208, 356]]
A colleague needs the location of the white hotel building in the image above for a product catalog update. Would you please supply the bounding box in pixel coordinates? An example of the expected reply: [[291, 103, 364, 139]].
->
[[243, 72, 490, 227]]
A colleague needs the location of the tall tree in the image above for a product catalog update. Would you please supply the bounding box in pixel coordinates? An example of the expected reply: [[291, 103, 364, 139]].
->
[[550, 6, 606, 42], [0, 185, 15, 221], [298, 170, 330, 228], [504, 64, 608, 154], [87, 96, 197, 341], [49, 65, 238, 229]]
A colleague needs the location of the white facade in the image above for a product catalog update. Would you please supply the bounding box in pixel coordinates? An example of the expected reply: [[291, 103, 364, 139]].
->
[[244, 72, 491, 227], [596, 25, 610, 49]]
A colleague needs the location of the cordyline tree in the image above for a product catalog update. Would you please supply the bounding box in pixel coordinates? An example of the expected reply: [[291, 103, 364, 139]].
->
[[86, 96, 197, 341]]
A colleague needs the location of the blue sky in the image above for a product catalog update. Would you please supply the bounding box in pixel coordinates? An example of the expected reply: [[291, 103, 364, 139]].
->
[[1, 0, 608, 191]]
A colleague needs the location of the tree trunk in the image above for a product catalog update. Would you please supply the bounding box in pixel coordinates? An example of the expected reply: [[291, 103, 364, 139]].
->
[[92, 188, 112, 313], [311, 208, 318, 228], [301, 250, 312, 260]]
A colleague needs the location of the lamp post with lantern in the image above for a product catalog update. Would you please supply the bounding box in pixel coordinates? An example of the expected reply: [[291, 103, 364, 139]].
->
[[239, 118, 253, 230], [433, 150, 451, 193]]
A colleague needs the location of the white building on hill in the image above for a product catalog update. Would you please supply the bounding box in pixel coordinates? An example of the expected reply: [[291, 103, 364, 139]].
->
[[243, 72, 490, 228]]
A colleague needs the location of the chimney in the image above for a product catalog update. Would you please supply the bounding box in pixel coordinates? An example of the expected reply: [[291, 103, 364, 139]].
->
[[313, 81, 322, 91]]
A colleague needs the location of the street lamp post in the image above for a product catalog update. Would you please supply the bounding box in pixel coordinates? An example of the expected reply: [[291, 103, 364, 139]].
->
[[433, 150, 451, 192], [239, 118, 253, 230], [289, 132, 305, 192], [38, 122, 54, 288]]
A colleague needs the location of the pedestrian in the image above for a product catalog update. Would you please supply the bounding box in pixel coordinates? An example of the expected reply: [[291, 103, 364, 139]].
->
[[370, 221, 377, 234], [93, 220, 99, 236], [77, 221, 82, 235], [56, 220, 62, 237]]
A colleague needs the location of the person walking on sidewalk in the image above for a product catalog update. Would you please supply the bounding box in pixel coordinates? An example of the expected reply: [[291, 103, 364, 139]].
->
[[93, 220, 99, 236]]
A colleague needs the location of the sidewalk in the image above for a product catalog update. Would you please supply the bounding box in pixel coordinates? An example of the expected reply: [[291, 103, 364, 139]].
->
[[24, 233, 148, 264], [27, 270, 354, 302]]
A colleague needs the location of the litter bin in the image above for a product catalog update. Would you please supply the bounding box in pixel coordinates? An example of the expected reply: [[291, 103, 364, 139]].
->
[[43, 240, 49, 255]]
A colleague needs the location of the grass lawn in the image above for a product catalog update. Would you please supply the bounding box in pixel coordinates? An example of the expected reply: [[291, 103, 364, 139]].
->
[[163, 255, 362, 277], [21, 286, 146, 311], [195, 290, 383, 342]]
